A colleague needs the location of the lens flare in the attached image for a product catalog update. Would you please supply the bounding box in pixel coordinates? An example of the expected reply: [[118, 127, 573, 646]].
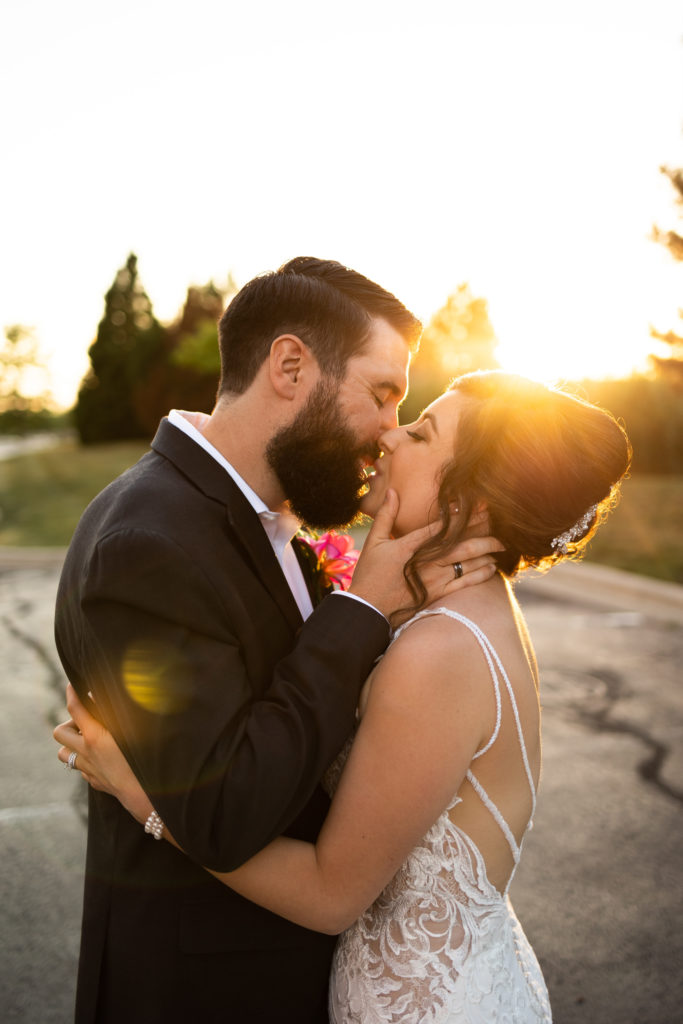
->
[[121, 639, 192, 714]]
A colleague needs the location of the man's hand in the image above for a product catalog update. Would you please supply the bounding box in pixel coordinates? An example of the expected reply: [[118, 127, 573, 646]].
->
[[349, 490, 503, 621]]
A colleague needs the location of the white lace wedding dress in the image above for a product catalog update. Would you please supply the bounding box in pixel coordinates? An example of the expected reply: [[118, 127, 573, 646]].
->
[[325, 609, 552, 1024]]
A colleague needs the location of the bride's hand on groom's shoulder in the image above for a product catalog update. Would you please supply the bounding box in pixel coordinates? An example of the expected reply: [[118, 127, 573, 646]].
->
[[54, 685, 149, 822], [349, 490, 503, 621]]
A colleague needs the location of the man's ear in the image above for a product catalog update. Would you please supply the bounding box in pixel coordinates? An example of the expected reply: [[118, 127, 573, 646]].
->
[[269, 334, 317, 399]]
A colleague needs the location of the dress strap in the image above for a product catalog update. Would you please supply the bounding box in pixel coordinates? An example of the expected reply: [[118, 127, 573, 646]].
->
[[393, 609, 503, 753], [393, 608, 538, 880], [465, 768, 521, 864]]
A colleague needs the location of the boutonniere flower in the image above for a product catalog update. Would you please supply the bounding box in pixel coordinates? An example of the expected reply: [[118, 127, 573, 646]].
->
[[297, 530, 360, 601]]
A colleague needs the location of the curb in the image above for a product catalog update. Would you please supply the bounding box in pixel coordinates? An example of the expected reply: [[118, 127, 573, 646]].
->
[[516, 560, 683, 626], [1, 547, 681, 626], [0, 547, 67, 569]]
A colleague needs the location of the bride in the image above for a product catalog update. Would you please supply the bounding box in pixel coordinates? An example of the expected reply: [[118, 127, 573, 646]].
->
[[56, 371, 631, 1023]]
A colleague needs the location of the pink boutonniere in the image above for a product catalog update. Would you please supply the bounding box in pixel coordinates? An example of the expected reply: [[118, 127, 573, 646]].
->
[[297, 530, 360, 600]]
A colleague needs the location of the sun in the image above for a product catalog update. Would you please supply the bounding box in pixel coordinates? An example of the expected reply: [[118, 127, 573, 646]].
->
[[491, 300, 652, 384]]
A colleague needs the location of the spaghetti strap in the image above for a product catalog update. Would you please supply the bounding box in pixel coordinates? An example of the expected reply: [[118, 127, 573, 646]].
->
[[392, 607, 537, 885], [466, 768, 521, 864], [393, 609, 503, 753]]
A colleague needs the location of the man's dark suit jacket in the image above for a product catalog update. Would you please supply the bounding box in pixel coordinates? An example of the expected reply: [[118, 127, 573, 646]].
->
[[55, 418, 390, 1023]]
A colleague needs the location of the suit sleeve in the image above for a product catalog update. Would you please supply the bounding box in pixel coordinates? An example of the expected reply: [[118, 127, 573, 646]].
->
[[73, 527, 389, 871]]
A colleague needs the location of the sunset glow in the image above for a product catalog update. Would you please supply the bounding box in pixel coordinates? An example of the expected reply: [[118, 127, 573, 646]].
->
[[1, 1, 682, 406]]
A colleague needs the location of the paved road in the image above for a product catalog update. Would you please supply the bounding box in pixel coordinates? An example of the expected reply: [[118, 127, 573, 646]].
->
[[0, 433, 72, 462], [512, 568, 683, 1024], [1, 552, 681, 1023]]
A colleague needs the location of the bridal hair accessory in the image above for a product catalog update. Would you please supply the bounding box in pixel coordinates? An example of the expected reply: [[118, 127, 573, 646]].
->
[[65, 750, 78, 771], [297, 530, 359, 602], [550, 504, 599, 555], [144, 810, 165, 840]]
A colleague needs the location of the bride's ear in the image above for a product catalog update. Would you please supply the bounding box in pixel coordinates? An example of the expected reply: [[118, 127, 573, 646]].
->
[[467, 501, 490, 530]]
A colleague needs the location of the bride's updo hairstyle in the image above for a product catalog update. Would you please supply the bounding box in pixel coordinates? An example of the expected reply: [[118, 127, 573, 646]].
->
[[404, 371, 631, 610]]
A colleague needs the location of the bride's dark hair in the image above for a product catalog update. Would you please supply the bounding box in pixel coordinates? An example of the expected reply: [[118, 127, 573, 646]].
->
[[402, 371, 632, 614]]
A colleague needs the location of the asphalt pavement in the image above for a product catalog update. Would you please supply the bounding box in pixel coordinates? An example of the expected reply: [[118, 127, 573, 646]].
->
[[1, 550, 681, 1024]]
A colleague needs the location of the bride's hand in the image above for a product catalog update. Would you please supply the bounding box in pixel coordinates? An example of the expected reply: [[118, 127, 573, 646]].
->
[[54, 684, 153, 826]]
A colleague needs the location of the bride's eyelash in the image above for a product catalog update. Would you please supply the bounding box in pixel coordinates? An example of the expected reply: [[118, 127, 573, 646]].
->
[[406, 430, 426, 442]]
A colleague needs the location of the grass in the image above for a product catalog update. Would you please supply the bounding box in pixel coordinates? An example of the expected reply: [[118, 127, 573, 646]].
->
[[582, 474, 683, 584], [0, 438, 149, 546], [0, 439, 681, 585]]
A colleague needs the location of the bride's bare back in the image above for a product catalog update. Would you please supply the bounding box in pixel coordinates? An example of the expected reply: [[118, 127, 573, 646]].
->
[[327, 576, 551, 1023]]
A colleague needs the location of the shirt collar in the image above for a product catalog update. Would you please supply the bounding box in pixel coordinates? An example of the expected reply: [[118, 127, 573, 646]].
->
[[167, 409, 302, 552], [259, 510, 302, 561]]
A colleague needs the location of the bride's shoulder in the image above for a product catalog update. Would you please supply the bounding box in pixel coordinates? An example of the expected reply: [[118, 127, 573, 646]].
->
[[388, 577, 514, 672], [389, 612, 476, 667], [384, 599, 491, 682], [367, 604, 498, 746]]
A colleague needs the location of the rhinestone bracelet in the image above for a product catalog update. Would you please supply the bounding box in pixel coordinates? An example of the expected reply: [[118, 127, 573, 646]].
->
[[144, 810, 165, 841]]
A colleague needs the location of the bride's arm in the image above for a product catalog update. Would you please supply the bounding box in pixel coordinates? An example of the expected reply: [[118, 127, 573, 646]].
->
[[56, 619, 490, 934]]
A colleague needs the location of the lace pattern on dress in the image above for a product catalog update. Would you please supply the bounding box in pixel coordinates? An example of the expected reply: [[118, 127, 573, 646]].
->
[[326, 608, 552, 1024]]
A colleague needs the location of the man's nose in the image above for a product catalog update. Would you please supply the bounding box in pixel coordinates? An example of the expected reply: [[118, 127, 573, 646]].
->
[[378, 425, 400, 453], [379, 404, 400, 433]]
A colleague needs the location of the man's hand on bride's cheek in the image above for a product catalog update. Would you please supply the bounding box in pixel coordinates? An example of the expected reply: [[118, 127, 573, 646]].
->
[[407, 500, 502, 606], [417, 534, 503, 605]]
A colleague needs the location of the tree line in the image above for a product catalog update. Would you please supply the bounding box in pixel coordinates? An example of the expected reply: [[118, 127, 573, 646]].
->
[[1, 156, 681, 470], [66, 244, 682, 474], [71, 254, 503, 443], [73, 254, 232, 443]]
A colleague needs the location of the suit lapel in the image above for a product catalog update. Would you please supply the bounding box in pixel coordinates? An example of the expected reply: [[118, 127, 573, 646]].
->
[[224, 498, 304, 632], [152, 418, 303, 633]]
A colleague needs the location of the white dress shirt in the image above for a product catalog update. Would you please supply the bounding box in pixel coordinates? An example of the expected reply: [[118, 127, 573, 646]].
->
[[168, 409, 315, 619], [168, 411, 383, 620]]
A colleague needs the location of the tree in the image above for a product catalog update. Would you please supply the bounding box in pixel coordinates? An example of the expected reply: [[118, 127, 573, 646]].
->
[[0, 324, 55, 433], [650, 165, 683, 386], [169, 281, 230, 377], [131, 278, 234, 435], [400, 284, 498, 423], [75, 254, 164, 443]]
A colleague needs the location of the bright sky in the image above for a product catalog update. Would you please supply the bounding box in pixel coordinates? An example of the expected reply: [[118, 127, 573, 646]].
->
[[2, 0, 682, 407]]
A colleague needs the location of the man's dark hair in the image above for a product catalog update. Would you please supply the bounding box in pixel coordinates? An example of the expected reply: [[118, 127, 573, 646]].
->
[[217, 257, 422, 396]]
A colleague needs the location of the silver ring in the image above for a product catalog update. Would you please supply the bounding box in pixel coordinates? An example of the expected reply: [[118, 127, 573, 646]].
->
[[66, 750, 78, 771], [453, 561, 464, 580]]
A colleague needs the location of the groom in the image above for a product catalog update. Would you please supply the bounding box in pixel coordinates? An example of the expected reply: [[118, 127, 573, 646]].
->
[[55, 258, 459, 1023]]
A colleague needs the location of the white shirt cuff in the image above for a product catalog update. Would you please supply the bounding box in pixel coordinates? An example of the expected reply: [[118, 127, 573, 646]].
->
[[330, 590, 388, 624]]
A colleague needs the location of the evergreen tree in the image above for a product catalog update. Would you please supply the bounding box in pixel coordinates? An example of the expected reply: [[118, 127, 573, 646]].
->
[[131, 279, 233, 435], [651, 165, 683, 386], [401, 284, 498, 423], [75, 254, 164, 442]]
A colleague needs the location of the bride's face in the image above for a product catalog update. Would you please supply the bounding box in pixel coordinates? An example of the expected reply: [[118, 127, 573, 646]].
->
[[360, 390, 462, 536]]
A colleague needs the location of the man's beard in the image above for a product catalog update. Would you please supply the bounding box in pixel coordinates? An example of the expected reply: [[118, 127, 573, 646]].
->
[[266, 381, 379, 530]]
